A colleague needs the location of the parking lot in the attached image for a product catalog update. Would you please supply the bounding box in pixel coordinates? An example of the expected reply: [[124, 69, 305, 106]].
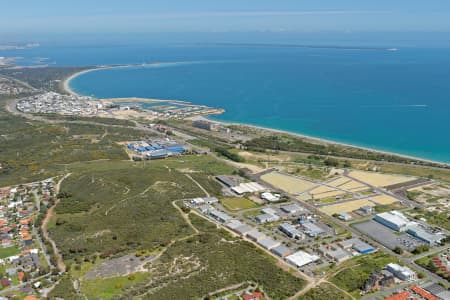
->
[[353, 220, 425, 252]]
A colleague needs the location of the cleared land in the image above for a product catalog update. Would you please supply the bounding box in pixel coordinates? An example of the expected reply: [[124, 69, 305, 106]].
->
[[321, 199, 375, 215], [370, 194, 398, 205], [261, 171, 316, 194], [310, 189, 346, 200], [221, 197, 259, 211], [326, 177, 351, 187], [348, 170, 414, 187], [340, 180, 369, 191]]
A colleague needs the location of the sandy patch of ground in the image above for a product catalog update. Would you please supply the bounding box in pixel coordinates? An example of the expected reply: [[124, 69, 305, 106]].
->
[[326, 177, 351, 187], [261, 172, 316, 194], [321, 199, 376, 215], [311, 190, 347, 200], [348, 170, 413, 187], [370, 194, 398, 205], [339, 180, 369, 191]]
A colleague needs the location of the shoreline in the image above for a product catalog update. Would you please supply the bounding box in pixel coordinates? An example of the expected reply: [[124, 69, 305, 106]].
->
[[62, 66, 450, 167], [199, 116, 449, 167]]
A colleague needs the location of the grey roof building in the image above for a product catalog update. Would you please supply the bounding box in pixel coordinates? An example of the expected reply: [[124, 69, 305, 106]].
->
[[246, 230, 268, 242], [279, 223, 304, 240], [301, 221, 325, 237], [226, 219, 244, 230], [256, 213, 280, 224], [257, 238, 281, 250], [234, 224, 254, 235], [215, 175, 240, 187], [280, 204, 304, 214], [271, 245, 293, 257], [209, 209, 232, 223]]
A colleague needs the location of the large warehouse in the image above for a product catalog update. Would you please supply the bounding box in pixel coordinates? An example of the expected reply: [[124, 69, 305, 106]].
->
[[285, 251, 320, 268], [374, 211, 411, 232]]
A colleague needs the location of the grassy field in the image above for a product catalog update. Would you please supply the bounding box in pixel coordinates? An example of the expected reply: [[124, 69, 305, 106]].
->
[[330, 252, 399, 298], [0, 246, 20, 259], [300, 283, 351, 300], [221, 197, 260, 211], [81, 272, 151, 299]]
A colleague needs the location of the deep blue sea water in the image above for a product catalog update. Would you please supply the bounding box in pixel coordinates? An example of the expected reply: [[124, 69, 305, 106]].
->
[[2, 35, 450, 163]]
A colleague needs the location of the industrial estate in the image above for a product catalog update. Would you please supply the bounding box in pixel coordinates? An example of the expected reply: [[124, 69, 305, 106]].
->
[[0, 64, 449, 300]]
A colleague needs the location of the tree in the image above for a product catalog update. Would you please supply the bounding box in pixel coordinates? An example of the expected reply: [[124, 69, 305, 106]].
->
[[393, 246, 404, 255]]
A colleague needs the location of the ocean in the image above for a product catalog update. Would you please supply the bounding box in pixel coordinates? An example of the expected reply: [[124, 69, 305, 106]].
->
[[2, 35, 450, 163]]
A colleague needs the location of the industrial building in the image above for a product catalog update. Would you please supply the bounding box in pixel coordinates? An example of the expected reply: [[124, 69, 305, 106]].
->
[[231, 182, 266, 195], [209, 209, 232, 223], [261, 192, 281, 202], [338, 212, 353, 221], [285, 251, 320, 269], [226, 220, 244, 231], [271, 245, 293, 258], [127, 139, 187, 159], [215, 175, 241, 188], [234, 224, 254, 236], [197, 204, 213, 214], [279, 223, 304, 240], [358, 205, 375, 215], [257, 238, 281, 250], [406, 224, 444, 246], [193, 120, 219, 131], [190, 197, 219, 205], [300, 221, 325, 238], [386, 263, 416, 281], [256, 213, 280, 224], [246, 230, 268, 242], [339, 238, 375, 254], [280, 204, 304, 215], [261, 207, 277, 215], [374, 211, 411, 232], [318, 245, 351, 263]]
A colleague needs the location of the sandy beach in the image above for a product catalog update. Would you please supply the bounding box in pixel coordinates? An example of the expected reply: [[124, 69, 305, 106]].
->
[[63, 67, 104, 96], [193, 115, 449, 167]]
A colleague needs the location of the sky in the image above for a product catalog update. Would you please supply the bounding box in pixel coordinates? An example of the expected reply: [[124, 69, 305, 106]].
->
[[1, 0, 450, 35]]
